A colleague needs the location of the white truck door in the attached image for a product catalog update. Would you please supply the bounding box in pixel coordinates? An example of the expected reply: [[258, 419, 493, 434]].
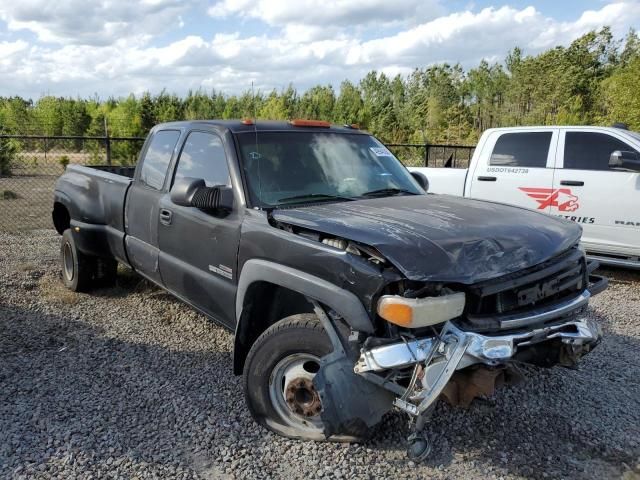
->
[[468, 129, 558, 212], [553, 129, 640, 257]]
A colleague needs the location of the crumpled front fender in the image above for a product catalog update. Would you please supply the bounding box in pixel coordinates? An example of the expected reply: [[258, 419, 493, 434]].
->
[[313, 350, 395, 439]]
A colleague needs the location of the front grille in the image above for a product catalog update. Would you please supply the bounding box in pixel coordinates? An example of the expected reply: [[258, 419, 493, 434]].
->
[[465, 247, 586, 318]]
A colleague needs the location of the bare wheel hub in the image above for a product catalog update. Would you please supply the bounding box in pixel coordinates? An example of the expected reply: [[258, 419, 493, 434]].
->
[[269, 353, 325, 433], [284, 377, 321, 417]]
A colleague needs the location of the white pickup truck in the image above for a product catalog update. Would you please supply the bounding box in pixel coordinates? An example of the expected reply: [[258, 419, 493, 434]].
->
[[410, 126, 640, 268]]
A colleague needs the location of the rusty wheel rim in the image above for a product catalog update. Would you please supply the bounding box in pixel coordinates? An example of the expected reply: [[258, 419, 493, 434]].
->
[[269, 353, 324, 433]]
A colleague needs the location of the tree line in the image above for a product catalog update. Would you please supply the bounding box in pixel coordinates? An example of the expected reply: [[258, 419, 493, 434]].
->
[[1, 27, 639, 149]]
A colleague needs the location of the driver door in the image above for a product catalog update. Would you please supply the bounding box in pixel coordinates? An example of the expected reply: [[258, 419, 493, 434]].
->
[[158, 130, 241, 328]]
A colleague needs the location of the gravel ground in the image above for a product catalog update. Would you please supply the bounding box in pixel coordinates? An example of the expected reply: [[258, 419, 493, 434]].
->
[[1, 229, 639, 480]]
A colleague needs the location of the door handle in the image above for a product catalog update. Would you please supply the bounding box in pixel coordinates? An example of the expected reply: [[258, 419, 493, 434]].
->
[[159, 208, 173, 225], [560, 180, 584, 186], [477, 176, 497, 181]]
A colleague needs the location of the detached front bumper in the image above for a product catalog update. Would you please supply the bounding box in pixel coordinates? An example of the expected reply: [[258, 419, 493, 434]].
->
[[354, 296, 602, 417]]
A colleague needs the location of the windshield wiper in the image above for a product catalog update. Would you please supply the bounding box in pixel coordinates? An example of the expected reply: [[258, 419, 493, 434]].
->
[[360, 188, 418, 198], [277, 193, 355, 204]]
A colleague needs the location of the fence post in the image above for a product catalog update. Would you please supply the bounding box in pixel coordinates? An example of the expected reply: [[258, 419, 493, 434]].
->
[[424, 144, 429, 167], [105, 136, 111, 165]]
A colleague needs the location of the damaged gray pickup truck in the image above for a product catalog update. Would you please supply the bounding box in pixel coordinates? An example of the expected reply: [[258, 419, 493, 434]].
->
[[53, 120, 607, 459]]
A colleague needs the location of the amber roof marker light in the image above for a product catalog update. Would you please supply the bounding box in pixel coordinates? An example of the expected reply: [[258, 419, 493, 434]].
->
[[289, 119, 332, 128], [241, 118, 255, 125]]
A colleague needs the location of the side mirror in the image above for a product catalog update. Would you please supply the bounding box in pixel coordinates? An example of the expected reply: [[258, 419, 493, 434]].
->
[[410, 171, 429, 192], [171, 177, 234, 212], [609, 150, 640, 172], [171, 177, 205, 206]]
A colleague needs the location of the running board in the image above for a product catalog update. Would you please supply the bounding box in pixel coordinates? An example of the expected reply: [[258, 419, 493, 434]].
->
[[587, 254, 640, 270]]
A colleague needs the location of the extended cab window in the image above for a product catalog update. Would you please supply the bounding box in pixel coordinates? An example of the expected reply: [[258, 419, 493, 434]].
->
[[173, 131, 230, 187], [490, 132, 552, 168], [139, 130, 180, 190], [564, 132, 638, 170]]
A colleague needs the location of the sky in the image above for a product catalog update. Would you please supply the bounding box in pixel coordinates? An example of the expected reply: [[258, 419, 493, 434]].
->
[[0, 0, 639, 99]]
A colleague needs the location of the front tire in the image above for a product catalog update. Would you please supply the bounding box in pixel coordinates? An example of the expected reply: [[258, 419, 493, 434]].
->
[[243, 314, 351, 441]]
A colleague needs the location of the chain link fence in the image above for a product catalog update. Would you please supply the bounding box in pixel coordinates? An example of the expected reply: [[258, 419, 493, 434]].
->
[[386, 143, 475, 168], [0, 135, 145, 231], [0, 134, 473, 232]]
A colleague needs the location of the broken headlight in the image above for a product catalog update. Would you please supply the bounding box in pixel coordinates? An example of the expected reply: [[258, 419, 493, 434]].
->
[[377, 291, 466, 328]]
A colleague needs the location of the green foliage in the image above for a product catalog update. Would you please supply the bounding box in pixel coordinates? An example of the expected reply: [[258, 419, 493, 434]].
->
[[59, 155, 70, 169], [298, 85, 335, 120], [334, 80, 364, 125], [0, 27, 638, 147], [2, 189, 19, 200], [0, 126, 17, 175], [33, 96, 63, 136], [600, 55, 640, 130]]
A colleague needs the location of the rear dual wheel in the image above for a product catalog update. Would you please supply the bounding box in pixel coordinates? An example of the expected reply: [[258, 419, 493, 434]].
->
[[60, 229, 117, 292]]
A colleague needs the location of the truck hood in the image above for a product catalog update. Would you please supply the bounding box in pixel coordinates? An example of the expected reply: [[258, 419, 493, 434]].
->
[[271, 194, 582, 284]]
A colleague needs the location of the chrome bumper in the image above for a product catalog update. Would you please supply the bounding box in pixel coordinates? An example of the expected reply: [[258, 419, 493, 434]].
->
[[354, 314, 601, 416]]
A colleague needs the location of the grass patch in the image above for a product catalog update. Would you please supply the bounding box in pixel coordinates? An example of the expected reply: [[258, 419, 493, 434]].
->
[[2, 189, 19, 200], [18, 262, 37, 272], [39, 275, 78, 305], [623, 466, 640, 480], [117, 263, 156, 293]]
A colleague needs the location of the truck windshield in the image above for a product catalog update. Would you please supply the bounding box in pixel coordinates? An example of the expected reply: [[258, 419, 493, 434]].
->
[[236, 131, 422, 207]]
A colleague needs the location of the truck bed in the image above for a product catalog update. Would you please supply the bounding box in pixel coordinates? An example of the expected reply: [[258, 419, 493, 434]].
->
[[53, 164, 134, 264], [88, 165, 136, 178], [409, 167, 467, 196]]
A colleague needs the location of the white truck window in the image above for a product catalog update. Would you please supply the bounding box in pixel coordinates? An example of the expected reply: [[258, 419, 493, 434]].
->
[[489, 132, 552, 168], [564, 132, 638, 170]]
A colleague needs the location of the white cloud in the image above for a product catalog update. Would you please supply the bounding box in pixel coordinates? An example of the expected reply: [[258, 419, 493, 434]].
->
[[532, 2, 640, 49], [0, 39, 28, 56], [0, 0, 190, 45], [0, 1, 639, 98], [208, 0, 444, 28], [344, 6, 542, 66]]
